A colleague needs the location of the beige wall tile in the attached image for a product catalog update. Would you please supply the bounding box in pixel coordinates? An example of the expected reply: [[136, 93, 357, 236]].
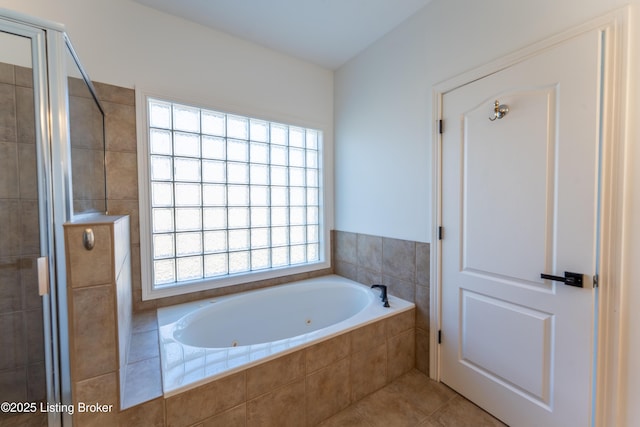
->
[[133, 289, 157, 312], [0, 62, 14, 84], [382, 237, 416, 282], [306, 357, 351, 426], [71, 285, 117, 380], [415, 285, 430, 331], [350, 319, 385, 354], [106, 151, 138, 200], [246, 378, 305, 427], [107, 199, 140, 245], [104, 101, 137, 152], [69, 95, 104, 150], [118, 398, 165, 427], [351, 342, 387, 402], [415, 329, 430, 376], [0, 257, 21, 312], [334, 260, 357, 282], [0, 367, 27, 402], [386, 308, 415, 338], [94, 82, 135, 106], [25, 308, 44, 364], [247, 351, 304, 400], [27, 361, 45, 402], [305, 334, 350, 373], [416, 242, 430, 287], [20, 200, 40, 255], [0, 311, 26, 371], [334, 231, 357, 264], [317, 405, 368, 427], [74, 199, 106, 213], [130, 245, 142, 297], [71, 147, 106, 205], [387, 329, 416, 381], [128, 330, 159, 363], [0, 142, 18, 198], [74, 372, 118, 427], [18, 143, 37, 199], [166, 372, 245, 427], [66, 224, 114, 288], [357, 234, 382, 272], [201, 404, 246, 427], [123, 357, 162, 409], [0, 83, 16, 142], [383, 274, 415, 302], [67, 76, 93, 99], [356, 267, 381, 287], [13, 66, 32, 88], [0, 201, 20, 258], [15, 86, 35, 144], [131, 310, 158, 333]]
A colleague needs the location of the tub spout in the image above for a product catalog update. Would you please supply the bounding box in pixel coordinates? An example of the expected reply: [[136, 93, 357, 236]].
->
[[371, 284, 390, 307]]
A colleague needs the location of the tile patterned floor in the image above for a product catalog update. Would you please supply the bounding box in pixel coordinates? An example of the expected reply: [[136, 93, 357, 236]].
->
[[319, 369, 508, 427]]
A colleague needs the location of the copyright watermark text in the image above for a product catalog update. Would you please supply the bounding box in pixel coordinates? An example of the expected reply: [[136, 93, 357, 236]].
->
[[1, 401, 113, 415]]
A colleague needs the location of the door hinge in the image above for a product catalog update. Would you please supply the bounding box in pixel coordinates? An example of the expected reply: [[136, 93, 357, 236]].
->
[[593, 274, 599, 288], [438, 119, 443, 134], [438, 330, 442, 344], [438, 226, 443, 240]]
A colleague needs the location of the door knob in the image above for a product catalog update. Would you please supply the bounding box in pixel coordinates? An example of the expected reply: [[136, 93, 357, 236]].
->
[[540, 271, 583, 288]]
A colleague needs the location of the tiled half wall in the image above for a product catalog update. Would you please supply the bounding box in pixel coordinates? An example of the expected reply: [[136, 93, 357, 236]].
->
[[332, 230, 430, 375]]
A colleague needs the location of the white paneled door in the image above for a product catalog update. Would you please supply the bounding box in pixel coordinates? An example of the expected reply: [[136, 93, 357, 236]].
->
[[440, 29, 605, 427]]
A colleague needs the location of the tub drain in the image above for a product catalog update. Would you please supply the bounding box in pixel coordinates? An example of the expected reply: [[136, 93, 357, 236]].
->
[[306, 319, 312, 325], [232, 340, 238, 347]]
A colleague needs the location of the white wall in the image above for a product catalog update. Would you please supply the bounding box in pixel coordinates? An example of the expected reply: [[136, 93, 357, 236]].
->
[[0, 0, 333, 134], [335, 0, 639, 424]]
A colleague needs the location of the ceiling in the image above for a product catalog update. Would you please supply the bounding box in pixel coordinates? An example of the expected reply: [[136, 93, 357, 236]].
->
[[132, 0, 431, 69]]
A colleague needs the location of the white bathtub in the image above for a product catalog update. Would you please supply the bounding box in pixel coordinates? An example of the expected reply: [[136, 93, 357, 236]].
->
[[157, 274, 414, 395]]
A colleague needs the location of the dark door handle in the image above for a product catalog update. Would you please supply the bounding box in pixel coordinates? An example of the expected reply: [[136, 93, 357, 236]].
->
[[540, 271, 583, 288]]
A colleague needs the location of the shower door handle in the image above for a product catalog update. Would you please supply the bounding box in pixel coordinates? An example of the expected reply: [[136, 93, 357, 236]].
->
[[37, 257, 50, 296]]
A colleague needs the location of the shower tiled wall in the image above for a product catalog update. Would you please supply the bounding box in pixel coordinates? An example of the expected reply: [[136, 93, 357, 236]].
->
[[68, 76, 107, 213], [332, 230, 431, 375], [89, 82, 142, 308], [0, 62, 46, 405]]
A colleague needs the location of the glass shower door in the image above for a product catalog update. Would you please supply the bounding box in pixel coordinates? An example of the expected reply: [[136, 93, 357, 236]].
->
[[0, 26, 56, 427]]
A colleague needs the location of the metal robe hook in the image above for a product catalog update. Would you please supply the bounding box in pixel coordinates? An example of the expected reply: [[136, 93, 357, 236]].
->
[[489, 100, 509, 121]]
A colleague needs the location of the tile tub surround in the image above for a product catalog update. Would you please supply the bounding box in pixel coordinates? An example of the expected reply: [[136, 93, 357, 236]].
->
[[121, 306, 415, 427], [118, 369, 506, 427], [158, 275, 414, 395], [333, 230, 431, 375]]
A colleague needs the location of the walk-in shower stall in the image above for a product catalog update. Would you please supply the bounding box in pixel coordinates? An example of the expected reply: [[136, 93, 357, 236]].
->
[[0, 9, 106, 427]]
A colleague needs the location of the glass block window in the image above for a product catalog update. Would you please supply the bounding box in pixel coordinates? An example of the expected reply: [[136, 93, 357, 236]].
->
[[145, 98, 323, 289]]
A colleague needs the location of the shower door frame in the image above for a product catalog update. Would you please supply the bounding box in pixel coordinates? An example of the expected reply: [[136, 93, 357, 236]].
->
[[1, 9, 76, 427]]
